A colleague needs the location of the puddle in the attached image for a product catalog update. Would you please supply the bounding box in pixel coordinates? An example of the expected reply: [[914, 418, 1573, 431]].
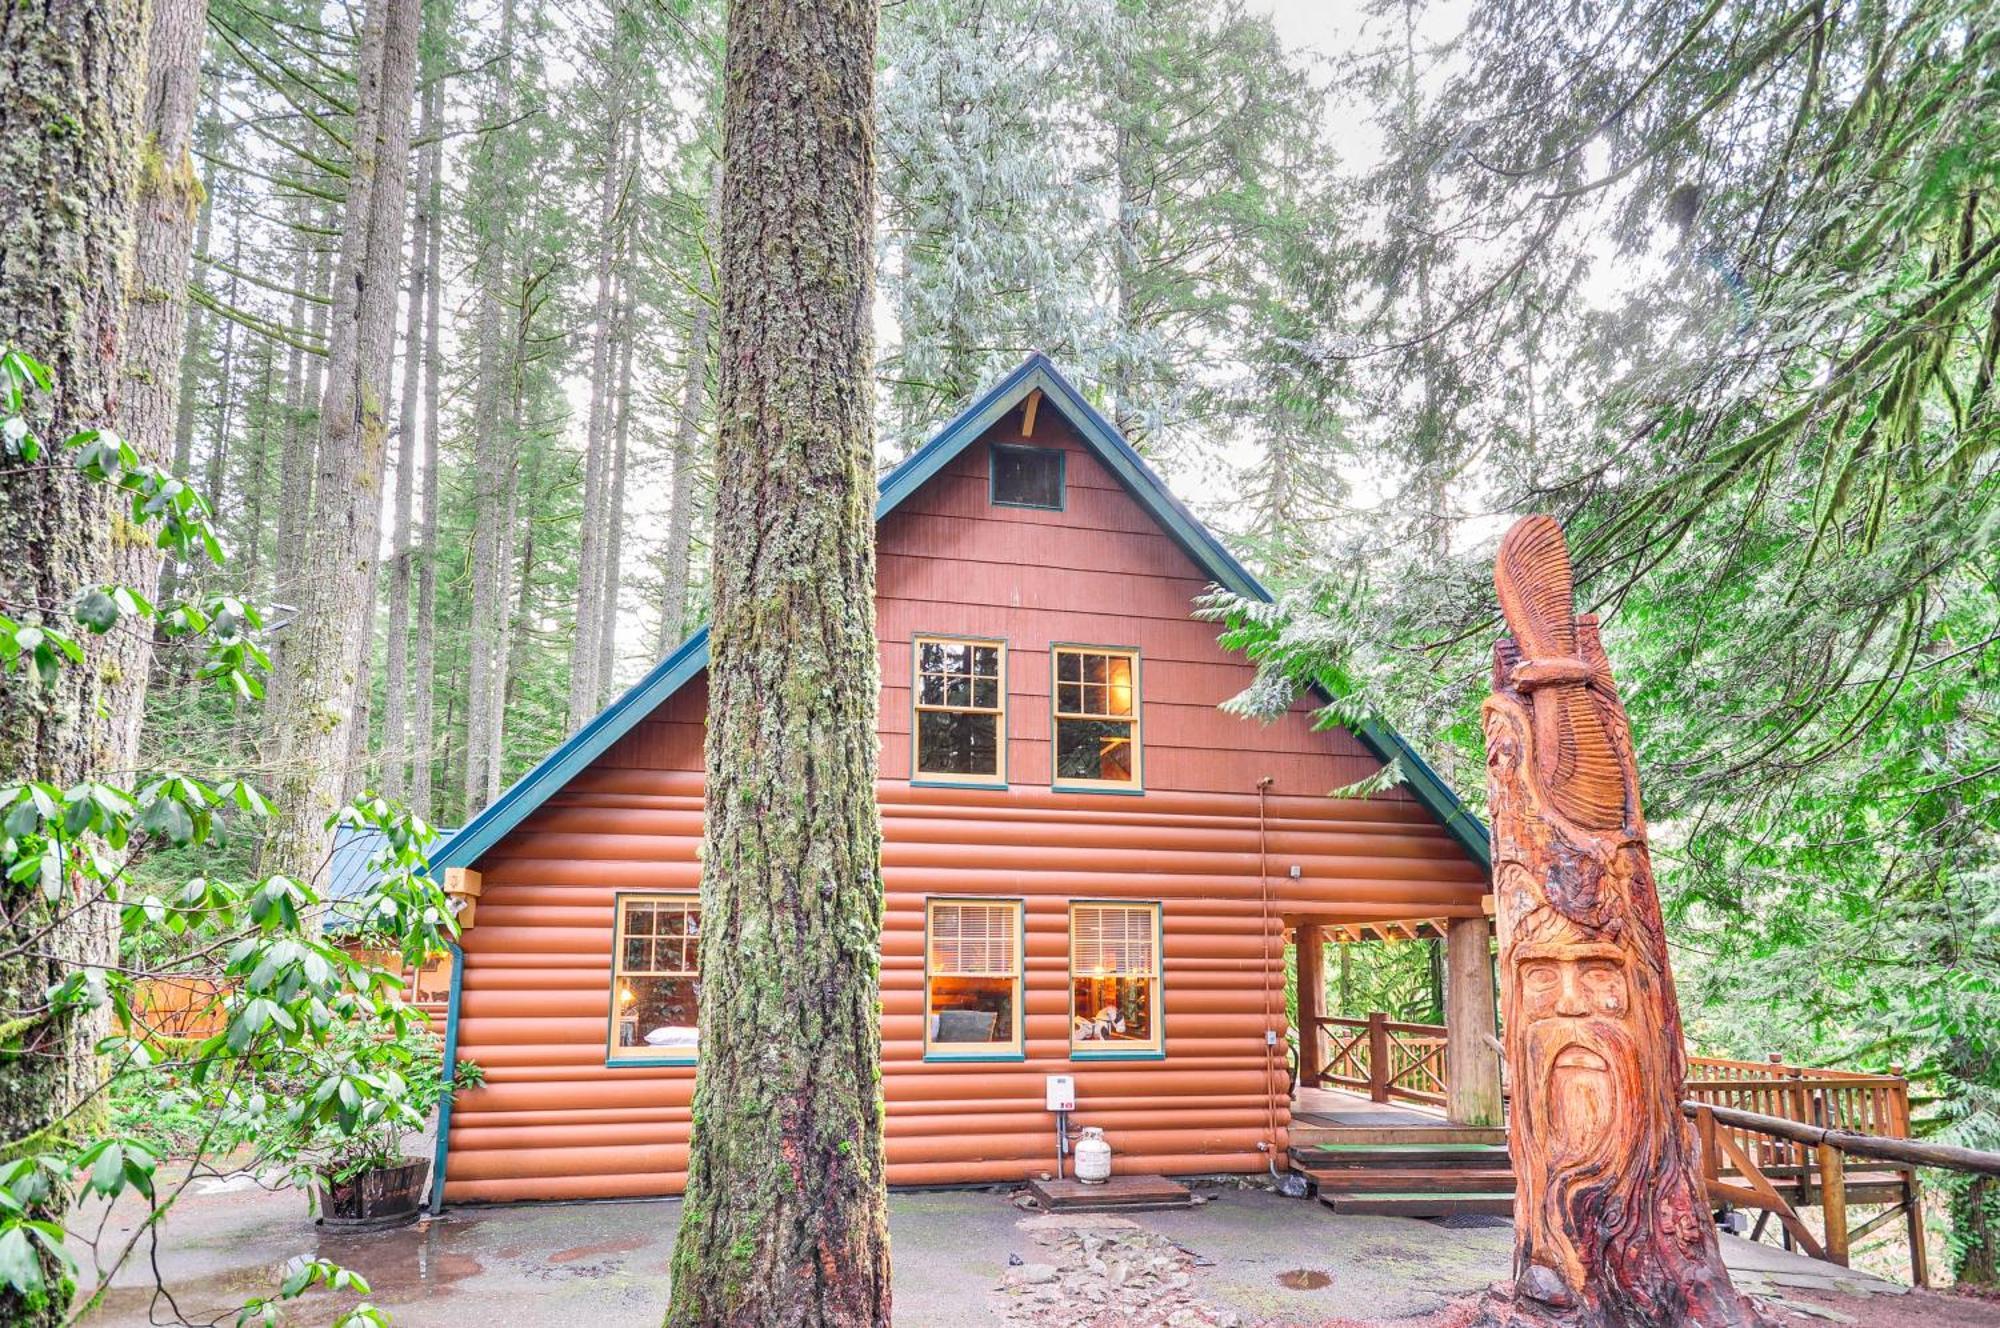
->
[[1276, 1268, 1333, 1290], [548, 1237, 653, 1264]]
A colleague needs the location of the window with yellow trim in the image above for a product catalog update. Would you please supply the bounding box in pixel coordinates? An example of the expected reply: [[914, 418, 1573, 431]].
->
[[1070, 902, 1162, 1054], [609, 894, 701, 1060], [925, 898, 1023, 1057], [1053, 647, 1139, 788], [914, 637, 1005, 783]]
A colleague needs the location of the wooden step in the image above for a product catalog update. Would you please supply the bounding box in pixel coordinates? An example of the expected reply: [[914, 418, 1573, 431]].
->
[[1292, 1142, 1511, 1170], [1290, 1123, 1507, 1148], [1303, 1166, 1516, 1194], [1320, 1191, 1515, 1218]]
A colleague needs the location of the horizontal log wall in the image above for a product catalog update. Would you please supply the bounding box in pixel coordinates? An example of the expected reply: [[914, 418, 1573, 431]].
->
[[443, 409, 1485, 1202]]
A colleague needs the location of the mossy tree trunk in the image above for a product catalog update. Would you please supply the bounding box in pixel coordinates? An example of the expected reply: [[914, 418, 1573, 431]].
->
[[0, 0, 148, 1316], [663, 0, 888, 1322]]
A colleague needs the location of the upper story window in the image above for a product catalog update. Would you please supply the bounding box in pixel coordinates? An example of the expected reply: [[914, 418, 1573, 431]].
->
[[610, 893, 700, 1062], [925, 898, 1024, 1059], [1053, 646, 1140, 790], [990, 443, 1064, 510], [914, 636, 1006, 784]]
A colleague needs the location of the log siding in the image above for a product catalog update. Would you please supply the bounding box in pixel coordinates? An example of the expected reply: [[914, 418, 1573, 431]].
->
[[440, 391, 1487, 1203]]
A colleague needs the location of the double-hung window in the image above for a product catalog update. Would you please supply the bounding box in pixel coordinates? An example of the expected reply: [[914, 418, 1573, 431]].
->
[[914, 636, 1005, 784], [609, 894, 701, 1062], [925, 898, 1023, 1058], [1053, 646, 1140, 789], [1070, 901, 1162, 1056]]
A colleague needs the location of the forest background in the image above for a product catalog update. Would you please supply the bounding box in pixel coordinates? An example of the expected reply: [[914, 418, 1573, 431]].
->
[[134, 0, 1998, 1284]]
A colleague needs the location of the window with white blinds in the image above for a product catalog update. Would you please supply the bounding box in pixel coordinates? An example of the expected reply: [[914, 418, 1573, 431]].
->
[[1072, 903, 1158, 977], [1070, 902, 1163, 1055], [925, 899, 1023, 1057]]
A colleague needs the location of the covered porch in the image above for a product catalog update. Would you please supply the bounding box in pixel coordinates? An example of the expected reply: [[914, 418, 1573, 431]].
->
[[1286, 911, 1503, 1129]]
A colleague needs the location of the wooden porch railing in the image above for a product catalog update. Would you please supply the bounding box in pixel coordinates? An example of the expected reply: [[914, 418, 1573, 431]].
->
[[1310, 1012, 1447, 1108]]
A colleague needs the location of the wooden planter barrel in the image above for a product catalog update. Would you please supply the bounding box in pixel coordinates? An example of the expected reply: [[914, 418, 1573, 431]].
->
[[317, 1158, 430, 1230]]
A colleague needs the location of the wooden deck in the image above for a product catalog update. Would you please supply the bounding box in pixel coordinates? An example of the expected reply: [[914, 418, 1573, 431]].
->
[[1289, 1086, 1512, 1217]]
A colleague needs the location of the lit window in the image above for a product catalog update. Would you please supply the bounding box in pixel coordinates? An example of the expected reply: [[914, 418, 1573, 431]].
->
[[609, 894, 700, 1061], [1070, 902, 1162, 1055], [1053, 647, 1139, 789], [914, 637, 1005, 783], [925, 899, 1023, 1058], [990, 444, 1064, 509]]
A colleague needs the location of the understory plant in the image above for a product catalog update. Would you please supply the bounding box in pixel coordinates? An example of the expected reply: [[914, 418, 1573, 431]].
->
[[0, 345, 460, 1326]]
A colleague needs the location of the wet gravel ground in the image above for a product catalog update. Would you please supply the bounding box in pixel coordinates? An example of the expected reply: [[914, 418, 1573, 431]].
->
[[71, 1173, 2000, 1327]]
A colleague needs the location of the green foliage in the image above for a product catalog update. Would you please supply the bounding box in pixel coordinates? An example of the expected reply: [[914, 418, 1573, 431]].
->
[[0, 347, 458, 1321]]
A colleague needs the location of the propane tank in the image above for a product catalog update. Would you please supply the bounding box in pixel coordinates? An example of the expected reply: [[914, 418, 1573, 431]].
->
[[1073, 1127, 1112, 1185]]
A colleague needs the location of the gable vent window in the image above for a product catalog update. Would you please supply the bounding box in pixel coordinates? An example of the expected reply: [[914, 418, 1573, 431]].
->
[[990, 443, 1064, 510]]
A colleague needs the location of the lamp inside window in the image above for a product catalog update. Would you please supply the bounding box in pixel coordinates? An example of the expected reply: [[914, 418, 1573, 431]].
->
[[1054, 647, 1139, 788], [1071, 902, 1161, 1054], [610, 895, 700, 1060]]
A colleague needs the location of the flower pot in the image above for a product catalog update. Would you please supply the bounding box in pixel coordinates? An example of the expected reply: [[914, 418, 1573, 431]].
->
[[317, 1157, 430, 1231]]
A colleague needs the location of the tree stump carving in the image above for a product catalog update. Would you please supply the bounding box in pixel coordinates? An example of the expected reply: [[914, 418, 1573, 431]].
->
[[1482, 515, 1769, 1327]]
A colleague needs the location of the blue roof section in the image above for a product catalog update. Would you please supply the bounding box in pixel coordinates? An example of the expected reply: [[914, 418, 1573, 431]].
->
[[431, 353, 1490, 873], [327, 824, 458, 931]]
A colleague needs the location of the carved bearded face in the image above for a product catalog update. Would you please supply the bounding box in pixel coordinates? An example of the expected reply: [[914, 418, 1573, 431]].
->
[[1515, 941, 1634, 1158]]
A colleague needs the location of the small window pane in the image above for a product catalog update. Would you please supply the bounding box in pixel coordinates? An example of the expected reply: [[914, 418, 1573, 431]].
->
[[1082, 654, 1105, 686], [972, 678, 999, 709], [628, 907, 656, 936], [971, 646, 999, 677], [1058, 683, 1083, 713], [1072, 976, 1157, 1046], [918, 710, 999, 776], [623, 935, 648, 970], [919, 641, 950, 673], [920, 675, 948, 705], [1057, 719, 1134, 783], [1057, 652, 1081, 683], [992, 445, 1063, 509]]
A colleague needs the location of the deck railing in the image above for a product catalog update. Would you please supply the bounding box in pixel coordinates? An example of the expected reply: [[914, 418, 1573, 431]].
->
[[1305, 1016, 1912, 1145]]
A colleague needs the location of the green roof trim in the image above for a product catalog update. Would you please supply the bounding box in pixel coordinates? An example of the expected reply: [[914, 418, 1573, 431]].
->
[[430, 353, 1490, 873]]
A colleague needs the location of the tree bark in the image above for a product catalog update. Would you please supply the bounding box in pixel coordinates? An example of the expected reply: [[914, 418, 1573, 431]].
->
[[380, 76, 435, 803], [657, 171, 719, 656], [410, 77, 444, 818], [568, 81, 626, 730], [461, 0, 518, 812], [263, 0, 422, 886], [0, 0, 148, 1313], [596, 240, 636, 705], [1479, 515, 1767, 1328], [663, 0, 889, 1320]]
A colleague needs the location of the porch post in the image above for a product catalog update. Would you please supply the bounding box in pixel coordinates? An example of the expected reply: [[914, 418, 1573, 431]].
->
[[1445, 915, 1502, 1125], [1296, 923, 1324, 1087]]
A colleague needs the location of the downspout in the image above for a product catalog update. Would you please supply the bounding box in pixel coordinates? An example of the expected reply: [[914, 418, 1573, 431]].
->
[[427, 940, 465, 1215], [1257, 776, 1282, 1181]]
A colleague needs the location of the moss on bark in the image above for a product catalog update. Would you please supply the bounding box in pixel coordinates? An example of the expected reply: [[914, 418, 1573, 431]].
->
[[662, 0, 888, 1323]]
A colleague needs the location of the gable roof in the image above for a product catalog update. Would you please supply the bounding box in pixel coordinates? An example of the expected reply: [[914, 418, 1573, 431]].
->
[[431, 354, 1490, 873]]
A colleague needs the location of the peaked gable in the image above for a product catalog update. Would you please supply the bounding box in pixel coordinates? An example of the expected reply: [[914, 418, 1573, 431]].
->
[[432, 355, 1489, 871]]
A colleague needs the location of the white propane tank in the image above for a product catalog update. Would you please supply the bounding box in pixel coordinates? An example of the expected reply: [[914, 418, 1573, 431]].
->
[[1074, 1127, 1112, 1185]]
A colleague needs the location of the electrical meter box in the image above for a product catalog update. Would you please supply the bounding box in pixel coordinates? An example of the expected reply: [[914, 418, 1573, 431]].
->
[[1045, 1075, 1076, 1112]]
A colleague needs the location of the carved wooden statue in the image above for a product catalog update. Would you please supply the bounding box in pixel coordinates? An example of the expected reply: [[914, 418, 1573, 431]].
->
[[1482, 516, 1768, 1328]]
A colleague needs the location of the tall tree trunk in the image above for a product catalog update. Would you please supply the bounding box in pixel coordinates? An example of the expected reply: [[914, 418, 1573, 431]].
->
[[664, 0, 888, 1320], [242, 340, 276, 597], [596, 242, 636, 704], [462, 0, 518, 813], [0, 0, 148, 1314], [271, 193, 330, 708], [381, 78, 436, 804], [568, 88, 626, 730], [656, 172, 719, 656], [149, 91, 215, 619], [263, 0, 422, 886], [485, 407, 520, 805], [410, 77, 444, 819], [1480, 516, 1765, 1328]]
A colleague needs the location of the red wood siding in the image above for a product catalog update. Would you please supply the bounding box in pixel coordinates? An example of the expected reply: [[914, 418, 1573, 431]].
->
[[443, 408, 1485, 1203]]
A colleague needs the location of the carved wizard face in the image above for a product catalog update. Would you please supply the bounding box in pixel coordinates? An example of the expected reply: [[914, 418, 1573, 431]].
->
[[1515, 940, 1633, 1157]]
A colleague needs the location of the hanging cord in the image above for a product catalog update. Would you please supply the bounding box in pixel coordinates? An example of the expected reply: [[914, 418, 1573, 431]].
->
[[1257, 776, 1282, 1179]]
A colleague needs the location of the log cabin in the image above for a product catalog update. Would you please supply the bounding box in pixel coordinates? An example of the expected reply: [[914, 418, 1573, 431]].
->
[[424, 354, 1499, 1207]]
